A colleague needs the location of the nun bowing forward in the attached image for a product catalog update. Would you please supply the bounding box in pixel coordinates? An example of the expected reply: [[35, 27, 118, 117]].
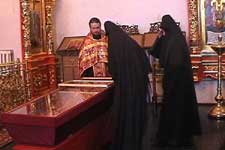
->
[[104, 21, 151, 150]]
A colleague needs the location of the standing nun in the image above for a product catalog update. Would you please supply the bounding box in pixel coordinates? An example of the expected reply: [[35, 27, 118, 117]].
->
[[104, 21, 151, 150], [149, 15, 201, 147]]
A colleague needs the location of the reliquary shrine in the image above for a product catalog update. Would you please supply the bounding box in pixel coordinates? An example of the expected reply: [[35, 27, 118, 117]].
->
[[2, 79, 114, 150]]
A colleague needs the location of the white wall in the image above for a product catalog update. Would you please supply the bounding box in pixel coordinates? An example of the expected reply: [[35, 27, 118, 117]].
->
[[0, 0, 189, 60], [55, 0, 188, 46], [0, 0, 21, 60]]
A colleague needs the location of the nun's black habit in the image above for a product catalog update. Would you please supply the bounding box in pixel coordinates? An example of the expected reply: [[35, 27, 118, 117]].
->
[[104, 21, 151, 150], [150, 15, 201, 146]]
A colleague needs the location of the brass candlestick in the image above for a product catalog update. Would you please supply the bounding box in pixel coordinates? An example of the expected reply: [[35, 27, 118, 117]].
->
[[209, 34, 225, 119]]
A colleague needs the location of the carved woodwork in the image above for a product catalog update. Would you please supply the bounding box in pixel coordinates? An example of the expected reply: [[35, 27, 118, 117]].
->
[[149, 22, 180, 32], [118, 24, 139, 34], [188, 0, 225, 81], [0, 60, 29, 112], [20, 0, 57, 98]]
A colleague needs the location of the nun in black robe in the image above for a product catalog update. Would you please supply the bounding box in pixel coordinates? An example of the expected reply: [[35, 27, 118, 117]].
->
[[149, 15, 201, 146], [104, 21, 151, 150]]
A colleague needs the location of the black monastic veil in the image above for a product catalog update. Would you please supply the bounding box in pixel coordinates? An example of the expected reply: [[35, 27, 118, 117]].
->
[[150, 15, 201, 146], [104, 21, 151, 150]]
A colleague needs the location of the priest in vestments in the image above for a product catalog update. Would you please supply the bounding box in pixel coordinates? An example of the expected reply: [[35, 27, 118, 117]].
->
[[149, 15, 201, 147], [79, 17, 109, 77]]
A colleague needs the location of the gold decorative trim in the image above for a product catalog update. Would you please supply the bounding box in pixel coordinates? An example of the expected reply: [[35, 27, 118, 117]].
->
[[21, 0, 31, 58], [0, 60, 30, 112], [204, 65, 225, 72], [49, 65, 56, 85], [188, 0, 201, 53], [20, 0, 56, 57], [45, 0, 56, 54], [118, 24, 139, 34]]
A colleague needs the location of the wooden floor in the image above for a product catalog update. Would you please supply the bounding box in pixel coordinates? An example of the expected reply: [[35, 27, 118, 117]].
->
[[2, 105, 225, 150]]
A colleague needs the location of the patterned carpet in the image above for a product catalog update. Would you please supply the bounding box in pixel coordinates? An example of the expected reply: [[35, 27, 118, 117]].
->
[[0, 128, 12, 148]]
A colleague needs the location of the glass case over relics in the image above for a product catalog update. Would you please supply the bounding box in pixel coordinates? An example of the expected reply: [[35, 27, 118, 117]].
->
[[2, 79, 114, 147]]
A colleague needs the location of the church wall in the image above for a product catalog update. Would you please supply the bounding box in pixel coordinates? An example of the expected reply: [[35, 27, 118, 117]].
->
[[55, 0, 188, 46], [0, 0, 188, 62], [0, 0, 21, 60]]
